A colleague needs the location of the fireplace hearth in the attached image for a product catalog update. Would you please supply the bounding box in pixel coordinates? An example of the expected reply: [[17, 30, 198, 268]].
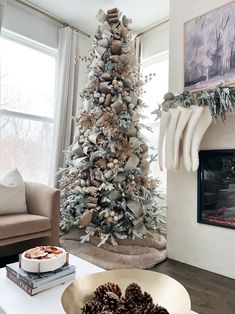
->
[[198, 149, 235, 229]]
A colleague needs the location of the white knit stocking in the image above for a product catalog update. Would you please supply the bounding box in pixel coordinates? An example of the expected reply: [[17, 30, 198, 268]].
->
[[182, 105, 204, 172], [158, 111, 170, 171], [173, 107, 192, 171], [165, 108, 180, 170], [191, 107, 212, 171]]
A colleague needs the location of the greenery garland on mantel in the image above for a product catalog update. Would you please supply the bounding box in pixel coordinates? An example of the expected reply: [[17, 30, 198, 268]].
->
[[156, 85, 235, 122]]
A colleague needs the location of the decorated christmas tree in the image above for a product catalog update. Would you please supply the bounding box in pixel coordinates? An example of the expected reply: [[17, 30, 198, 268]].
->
[[60, 8, 165, 246]]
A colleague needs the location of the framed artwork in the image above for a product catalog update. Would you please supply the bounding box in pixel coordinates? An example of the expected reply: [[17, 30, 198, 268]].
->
[[184, 1, 235, 91]]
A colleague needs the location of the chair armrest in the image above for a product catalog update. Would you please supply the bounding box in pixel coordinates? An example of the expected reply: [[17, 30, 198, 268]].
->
[[25, 182, 60, 245]]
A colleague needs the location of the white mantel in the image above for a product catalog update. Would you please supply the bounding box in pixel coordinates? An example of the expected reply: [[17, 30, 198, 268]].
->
[[167, 0, 235, 279]]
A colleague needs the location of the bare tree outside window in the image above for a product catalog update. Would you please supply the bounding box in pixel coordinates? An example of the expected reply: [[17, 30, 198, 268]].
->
[[0, 34, 56, 183]]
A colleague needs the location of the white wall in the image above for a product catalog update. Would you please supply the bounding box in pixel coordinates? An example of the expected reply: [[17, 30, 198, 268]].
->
[[168, 0, 235, 279], [3, 0, 60, 48], [142, 21, 169, 60]]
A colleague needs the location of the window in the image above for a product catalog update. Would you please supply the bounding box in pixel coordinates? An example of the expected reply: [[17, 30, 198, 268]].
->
[[141, 51, 169, 191], [0, 31, 56, 184]]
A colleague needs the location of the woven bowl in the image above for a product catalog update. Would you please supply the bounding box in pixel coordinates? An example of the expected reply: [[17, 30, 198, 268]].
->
[[61, 269, 191, 314]]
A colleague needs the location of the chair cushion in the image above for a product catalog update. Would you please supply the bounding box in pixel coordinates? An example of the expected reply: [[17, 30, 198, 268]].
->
[[0, 169, 27, 215], [0, 214, 51, 240]]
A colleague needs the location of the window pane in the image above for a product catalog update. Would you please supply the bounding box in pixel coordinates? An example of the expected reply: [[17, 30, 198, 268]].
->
[[0, 34, 56, 184], [0, 115, 53, 183], [141, 52, 169, 190], [0, 37, 55, 118]]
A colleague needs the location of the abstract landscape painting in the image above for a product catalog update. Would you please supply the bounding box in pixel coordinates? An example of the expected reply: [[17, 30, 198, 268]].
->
[[184, 2, 235, 91]]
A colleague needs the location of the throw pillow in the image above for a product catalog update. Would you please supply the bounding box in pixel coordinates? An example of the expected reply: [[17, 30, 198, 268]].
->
[[0, 168, 27, 215]]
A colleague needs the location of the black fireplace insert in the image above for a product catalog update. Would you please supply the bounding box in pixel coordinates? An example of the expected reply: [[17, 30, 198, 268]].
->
[[198, 149, 235, 230]]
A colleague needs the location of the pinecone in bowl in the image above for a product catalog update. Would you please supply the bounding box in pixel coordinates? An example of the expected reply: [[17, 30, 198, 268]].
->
[[116, 297, 139, 314], [102, 291, 121, 311], [154, 305, 170, 314], [81, 300, 103, 314], [124, 282, 143, 306], [81, 282, 169, 314], [94, 282, 122, 302]]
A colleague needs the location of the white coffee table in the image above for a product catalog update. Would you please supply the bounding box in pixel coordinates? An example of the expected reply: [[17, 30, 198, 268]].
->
[[0, 254, 197, 314]]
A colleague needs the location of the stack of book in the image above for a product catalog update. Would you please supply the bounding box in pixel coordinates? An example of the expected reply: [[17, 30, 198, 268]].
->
[[6, 262, 76, 296]]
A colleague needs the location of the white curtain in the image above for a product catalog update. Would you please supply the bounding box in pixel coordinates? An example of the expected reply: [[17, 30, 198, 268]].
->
[[51, 27, 78, 186], [0, 0, 7, 32], [135, 34, 143, 63]]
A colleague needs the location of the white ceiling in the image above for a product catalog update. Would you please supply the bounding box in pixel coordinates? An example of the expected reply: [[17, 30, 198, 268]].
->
[[26, 0, 169, 35]]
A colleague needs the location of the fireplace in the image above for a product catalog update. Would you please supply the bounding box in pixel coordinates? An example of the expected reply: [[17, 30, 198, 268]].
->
[[198, 149, 235, 229]]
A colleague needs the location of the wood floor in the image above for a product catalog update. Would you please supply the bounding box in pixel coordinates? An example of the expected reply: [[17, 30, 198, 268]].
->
[[0, 255, 234, 313], [152, 259, 235, 314]]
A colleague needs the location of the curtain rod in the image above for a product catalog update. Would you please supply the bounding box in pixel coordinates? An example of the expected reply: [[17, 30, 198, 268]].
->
[[137, 16, 169, 37], [15, 0, 91, 38]]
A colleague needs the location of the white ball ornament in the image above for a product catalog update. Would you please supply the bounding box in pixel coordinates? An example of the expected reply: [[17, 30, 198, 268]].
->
[[80, 179, 86, 187], [84, 129, 91, 137], [125, 96, 131, 103], [107, 162, 115, 169], [99, 97, 105, 103], [104, 170, 113, 178], [74, 186, 80, 193], [107, 216, 113, 223]]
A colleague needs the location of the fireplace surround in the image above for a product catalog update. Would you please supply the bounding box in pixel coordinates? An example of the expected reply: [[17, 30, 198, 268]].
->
[[198, 149, 235, 230]]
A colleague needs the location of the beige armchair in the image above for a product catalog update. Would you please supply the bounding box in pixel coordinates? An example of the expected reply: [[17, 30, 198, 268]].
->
[[0, 182, 60, 258]]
